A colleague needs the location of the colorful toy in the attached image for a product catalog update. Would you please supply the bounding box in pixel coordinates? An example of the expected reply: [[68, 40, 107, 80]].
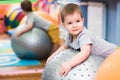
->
[[4, 5, 25, 30], [0, 4, 9, 33]]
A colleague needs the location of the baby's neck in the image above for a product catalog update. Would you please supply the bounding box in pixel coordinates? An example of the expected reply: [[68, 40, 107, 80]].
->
[[72, 35, 77, 42]]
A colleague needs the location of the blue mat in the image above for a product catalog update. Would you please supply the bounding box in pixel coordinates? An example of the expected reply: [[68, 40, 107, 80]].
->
[[0, 40, 40, 67], [0, 53, 40, 67]]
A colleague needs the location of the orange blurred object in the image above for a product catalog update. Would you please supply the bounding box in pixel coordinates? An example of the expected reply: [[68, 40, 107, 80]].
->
[[95, 48, 120, 80], [35, 11, 59, 24], [0, 4, 10, 19]]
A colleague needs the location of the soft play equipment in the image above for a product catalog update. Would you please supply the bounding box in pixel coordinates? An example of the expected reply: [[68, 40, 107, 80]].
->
[[0, 18, 7, 34], [95, 48, 120, 80], [0, 5, 9, 33], [42, 49, 105, 80], [11, 24, 52, 60], [4, 5, 25, 30]]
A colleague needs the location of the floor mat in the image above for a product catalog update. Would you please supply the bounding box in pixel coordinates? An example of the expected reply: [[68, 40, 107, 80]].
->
[[0, 39, 40, 67], [0, 40, 13, 54]]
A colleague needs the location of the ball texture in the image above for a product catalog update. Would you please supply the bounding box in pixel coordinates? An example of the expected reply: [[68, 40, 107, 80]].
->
[[42, 49, 105, 80], [11, 24, 52, 60]]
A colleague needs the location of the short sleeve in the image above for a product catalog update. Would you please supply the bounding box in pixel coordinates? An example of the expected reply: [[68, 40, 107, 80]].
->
[[78, 34, 93, 47], [26, 15, 34, 24]]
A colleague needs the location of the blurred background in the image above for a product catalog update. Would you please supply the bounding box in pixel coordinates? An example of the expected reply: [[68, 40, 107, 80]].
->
[[0, 0, 120, 79], [0, 0, 120, 45]]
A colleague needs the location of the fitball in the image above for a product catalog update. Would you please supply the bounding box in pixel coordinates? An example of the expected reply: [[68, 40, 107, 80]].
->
[[95, 48, 120, 80], [11, 24, 52, 60], [42, 49, 105, 80]]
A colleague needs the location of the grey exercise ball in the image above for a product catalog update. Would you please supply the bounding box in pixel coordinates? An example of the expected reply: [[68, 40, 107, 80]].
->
[[42, 49, 105, 80], [11, 24, 52, 60]]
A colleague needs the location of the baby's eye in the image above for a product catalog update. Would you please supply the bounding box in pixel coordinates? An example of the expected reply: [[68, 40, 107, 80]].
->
[[76, 20, 80, 22], [67, 22, 72, 25]]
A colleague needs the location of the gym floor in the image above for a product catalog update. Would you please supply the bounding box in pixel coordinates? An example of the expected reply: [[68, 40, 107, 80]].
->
[[0, 33, 47, 80]]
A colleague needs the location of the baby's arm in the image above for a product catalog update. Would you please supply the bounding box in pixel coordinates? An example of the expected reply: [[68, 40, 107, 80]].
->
[[46, 44, 67, 64], [16, 23, 33, 37], [59, 44, 91, 76]]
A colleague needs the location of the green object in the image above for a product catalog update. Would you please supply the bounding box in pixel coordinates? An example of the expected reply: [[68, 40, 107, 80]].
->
[[0, 0, 37, 4]]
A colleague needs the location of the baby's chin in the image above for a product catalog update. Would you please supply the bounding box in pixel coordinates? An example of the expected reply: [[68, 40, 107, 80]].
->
[[72, 30, 82, 35], [71, 32, 79, 37]]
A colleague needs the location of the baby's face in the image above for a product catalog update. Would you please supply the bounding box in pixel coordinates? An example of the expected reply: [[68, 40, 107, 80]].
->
[[63, 11, 84, 36]]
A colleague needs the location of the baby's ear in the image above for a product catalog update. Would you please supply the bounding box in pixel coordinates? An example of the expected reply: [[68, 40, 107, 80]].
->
[[62, 22, 64, 25], [63, 23, 66, 28], [81, 17, 84, 23]]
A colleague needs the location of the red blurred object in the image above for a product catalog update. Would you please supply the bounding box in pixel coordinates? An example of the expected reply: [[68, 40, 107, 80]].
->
[[0, 18, 7, 34], [0, 4, 10, 34]]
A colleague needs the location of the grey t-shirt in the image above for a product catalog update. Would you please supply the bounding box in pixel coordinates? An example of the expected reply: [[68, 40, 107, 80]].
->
[[26, 12, 51, 31], [65, 27, 117, 57]]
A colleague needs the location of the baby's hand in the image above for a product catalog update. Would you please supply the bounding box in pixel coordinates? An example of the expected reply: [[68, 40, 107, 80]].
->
[[16, 31, 22, 37], [46, 55, 54, 65], [59, 61, 72, 76]]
